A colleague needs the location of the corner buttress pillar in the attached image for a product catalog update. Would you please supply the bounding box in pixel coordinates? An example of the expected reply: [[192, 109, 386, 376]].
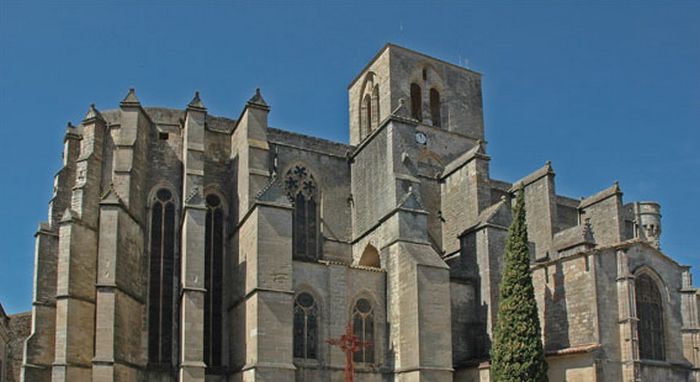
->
[[52, 105, 105, 382], [616, 249, 640, 382], [179, 93, 207, 382]]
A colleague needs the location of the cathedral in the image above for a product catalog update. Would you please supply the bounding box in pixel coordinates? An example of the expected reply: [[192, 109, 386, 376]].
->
[[19, 44, 700, 382]]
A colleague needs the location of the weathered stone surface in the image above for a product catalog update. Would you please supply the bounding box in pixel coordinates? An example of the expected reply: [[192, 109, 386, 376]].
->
[[18, 44, 697, 382]]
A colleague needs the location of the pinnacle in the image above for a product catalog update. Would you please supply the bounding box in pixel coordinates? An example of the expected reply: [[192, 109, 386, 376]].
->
[[120, 88, 140, 106], [545, 160, 554, 172], [247, 87, 269, 108], [83, 103, 105, 122], [188, 91, 206, 110]]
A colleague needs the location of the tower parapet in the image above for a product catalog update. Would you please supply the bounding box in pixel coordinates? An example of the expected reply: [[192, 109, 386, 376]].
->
[[633, 201, 662, 248]]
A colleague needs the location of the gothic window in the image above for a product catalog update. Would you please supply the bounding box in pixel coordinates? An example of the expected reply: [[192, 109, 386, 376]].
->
[[372, 85, 380, 129], [204, 193, 224, 367], [285, 166, 320, 260], [359, 73, 378, 140], [636, 274, 665, 360], [148, 188, 176, 365], [363, 94, 372, 135], [352, 298, 374, 363], [293, 292, 318, 359], [430, 88, 441, 127], [410, 83, 422, 121]]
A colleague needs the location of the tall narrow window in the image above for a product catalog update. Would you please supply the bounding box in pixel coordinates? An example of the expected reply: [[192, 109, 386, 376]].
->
[[363, 94, 372, 135], [204, 193, 224, 367], [410, 83, 422, 121], [352, 298, 374, 363], [148, 188, 176, 365], [430, 88, 441, 127], [636, 274, 665, 360], [372, 85, 380, 129], [293, 292, 318, 359], [285, 166, 320, 260]]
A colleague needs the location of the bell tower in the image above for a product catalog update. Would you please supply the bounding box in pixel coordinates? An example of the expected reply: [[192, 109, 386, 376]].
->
[[348, 44, 485, 146]]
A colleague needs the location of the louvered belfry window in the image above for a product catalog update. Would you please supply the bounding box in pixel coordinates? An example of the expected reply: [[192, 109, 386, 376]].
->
[[352, 298, 374, 363], [285, 166, 319, 260], [430, 88, 441, 127], [204, 194, 224, 367], [410, 83, 422, 121], [293, 292, 318, 359], [148, 188, 176, 365], [636, 274, 665, 360]]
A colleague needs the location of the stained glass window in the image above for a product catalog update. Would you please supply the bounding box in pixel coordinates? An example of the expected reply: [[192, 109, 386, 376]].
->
[[636, 274, 665, 360], [293, 292, 318, 359], [204, 193, 224, 367], [285, 166, 320, 260], [148, 188, 176, 365], [352, 298, 374, 363]]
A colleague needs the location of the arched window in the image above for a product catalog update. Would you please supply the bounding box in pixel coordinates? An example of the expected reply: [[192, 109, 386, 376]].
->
[[285, 166, 320, 260], [359, 244, 380, 268], [372, 85, 380, 129], [293, 292, 318, 359], [352, 298, 374, 363], [636, 274, 665, 360], [363, 94, 372, 135], [204, 193, 224, 367], [410, 83, 422, 121], [148, 188, 176, 365], [430, 88, 441, 127]]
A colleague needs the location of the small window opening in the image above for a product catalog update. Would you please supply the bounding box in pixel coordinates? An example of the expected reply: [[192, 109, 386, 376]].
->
[[430, 88, 441, 127], [158, 132, 169, 140], [410, 83, 422, 121]]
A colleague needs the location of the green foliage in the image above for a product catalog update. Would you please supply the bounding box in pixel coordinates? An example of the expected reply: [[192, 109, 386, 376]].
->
[[490, 191, 548, 382]]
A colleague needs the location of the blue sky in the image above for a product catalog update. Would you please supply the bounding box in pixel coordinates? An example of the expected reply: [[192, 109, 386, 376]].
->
[[0, 1, 698, 314]]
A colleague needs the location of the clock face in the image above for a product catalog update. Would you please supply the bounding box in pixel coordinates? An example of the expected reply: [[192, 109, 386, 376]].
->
[[415, 132, 427, 145]]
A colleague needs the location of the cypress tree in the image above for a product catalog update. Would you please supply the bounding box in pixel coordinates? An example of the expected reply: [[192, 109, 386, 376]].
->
[[490, 191, 548, 382]]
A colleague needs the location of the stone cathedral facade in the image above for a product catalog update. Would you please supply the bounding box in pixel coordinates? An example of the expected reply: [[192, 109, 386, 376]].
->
[[20, 44, 700, 382]]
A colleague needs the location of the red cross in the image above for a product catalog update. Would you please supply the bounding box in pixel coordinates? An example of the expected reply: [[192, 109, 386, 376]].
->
[[326, 322, 372, 382]]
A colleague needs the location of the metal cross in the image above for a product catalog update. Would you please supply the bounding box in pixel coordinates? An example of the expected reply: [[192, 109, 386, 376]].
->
[[326, 322, 372, 382]]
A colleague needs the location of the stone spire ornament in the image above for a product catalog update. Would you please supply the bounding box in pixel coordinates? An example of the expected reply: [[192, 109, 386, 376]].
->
[[120, 87, 140, 107], [188, 90, 206, 110]]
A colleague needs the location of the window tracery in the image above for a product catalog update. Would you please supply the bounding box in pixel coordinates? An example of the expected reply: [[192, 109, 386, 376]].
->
[[204, 193, 224, 367], [352, 298, 375, 363], [285, 166, 319, 260], [148, 188, 176, 365], [293, 292, 318, 360], [636, 274, 665, 360]]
